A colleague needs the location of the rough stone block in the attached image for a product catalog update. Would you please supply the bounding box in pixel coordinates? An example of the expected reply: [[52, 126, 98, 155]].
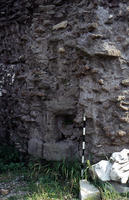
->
[[43, 141, 78, 161], [52, 20, 68, 30], [121, 79, 129, 86], [109, 181, 129, 194], [77, 40, 121, 57], [28, 138, 43, 158], [79, 180, 100, 200], [91, 149, 129, 184], [91, 160, 112, 181]]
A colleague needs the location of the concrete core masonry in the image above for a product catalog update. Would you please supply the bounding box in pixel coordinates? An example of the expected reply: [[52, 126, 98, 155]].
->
[[0, 0, 129, 162]]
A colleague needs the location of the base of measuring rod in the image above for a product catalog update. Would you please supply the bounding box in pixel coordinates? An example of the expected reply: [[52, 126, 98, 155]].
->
[[79, 180, 100, 200]]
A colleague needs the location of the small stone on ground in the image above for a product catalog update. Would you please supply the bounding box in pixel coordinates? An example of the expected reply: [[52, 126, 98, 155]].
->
[[79, 180, 100, 200]]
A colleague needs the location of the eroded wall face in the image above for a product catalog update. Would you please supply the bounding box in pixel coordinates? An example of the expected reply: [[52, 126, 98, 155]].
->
[[0, 0, 129, 162], [0, 0, 34, 145]]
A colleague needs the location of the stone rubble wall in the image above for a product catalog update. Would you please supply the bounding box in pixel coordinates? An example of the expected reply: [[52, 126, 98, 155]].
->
[[0, 0, 129, 162]]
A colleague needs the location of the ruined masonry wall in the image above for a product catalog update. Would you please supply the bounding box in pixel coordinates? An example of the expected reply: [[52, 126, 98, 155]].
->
[[0, 0, 129, 162]]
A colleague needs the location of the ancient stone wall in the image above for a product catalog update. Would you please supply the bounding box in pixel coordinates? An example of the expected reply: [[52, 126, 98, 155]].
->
[[0, 0, 129, 162]]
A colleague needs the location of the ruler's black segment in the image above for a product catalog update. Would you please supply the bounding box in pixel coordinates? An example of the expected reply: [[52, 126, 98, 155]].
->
[[82, 135, 85, 141], [83, 120, 86, 128]]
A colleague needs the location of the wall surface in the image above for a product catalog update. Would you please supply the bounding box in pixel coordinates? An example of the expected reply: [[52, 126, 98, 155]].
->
[[0, 0, 129, 162]]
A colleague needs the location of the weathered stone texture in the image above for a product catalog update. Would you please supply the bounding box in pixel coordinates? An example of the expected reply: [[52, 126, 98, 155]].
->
[[0, 0, 129, 161], [80, 180, 100, 200]]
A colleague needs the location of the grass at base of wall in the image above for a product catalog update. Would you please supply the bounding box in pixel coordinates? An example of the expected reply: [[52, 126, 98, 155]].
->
[[1, 145, 129, 200], [0, 145, 80, 199], [0, 160, 80, 199], [23, 159, 80, 200]]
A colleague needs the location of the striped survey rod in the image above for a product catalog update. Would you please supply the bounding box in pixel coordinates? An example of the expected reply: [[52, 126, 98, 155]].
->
[[81, 115, 86, 179]]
